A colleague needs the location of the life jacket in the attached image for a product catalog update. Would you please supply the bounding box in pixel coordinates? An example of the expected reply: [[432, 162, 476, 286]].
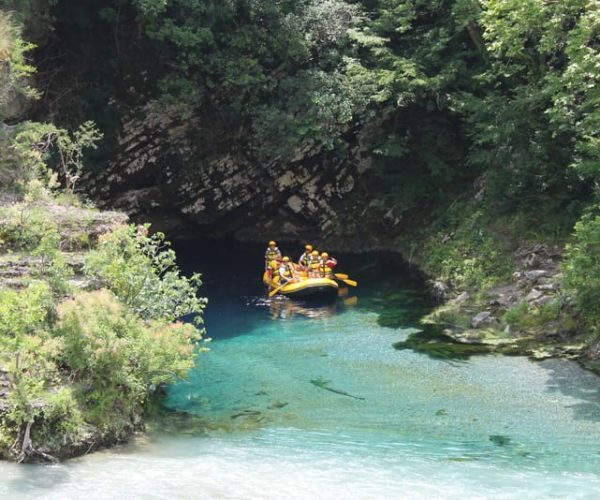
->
[[299, 251, 310, 266], [309, 257, 321, 271], [279, 263, 294, 280], [319, 261, 333, 276], [265, 247, 281, 262], [267, 259, 279, 279]]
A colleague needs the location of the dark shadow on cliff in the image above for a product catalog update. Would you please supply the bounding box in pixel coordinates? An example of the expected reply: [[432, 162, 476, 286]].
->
[[171, 237, 435, 341]]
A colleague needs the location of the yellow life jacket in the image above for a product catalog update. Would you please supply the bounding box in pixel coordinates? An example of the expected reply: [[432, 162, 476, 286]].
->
[[320, 262, 333, 276], [280, 263, 294, 279], [265, 247, 281, 262], [299, 252, 310, 266]]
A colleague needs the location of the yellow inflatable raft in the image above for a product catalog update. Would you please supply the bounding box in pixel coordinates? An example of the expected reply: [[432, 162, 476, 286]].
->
[[263, 272, 339, 298]]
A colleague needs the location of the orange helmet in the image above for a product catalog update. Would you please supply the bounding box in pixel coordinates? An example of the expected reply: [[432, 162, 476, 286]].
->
[[311, 250, 319, 256], [268, 240, 276, 247], [305, 244, 313, 251], [321, 252, 329, 258], [282, 256, 290, 262]]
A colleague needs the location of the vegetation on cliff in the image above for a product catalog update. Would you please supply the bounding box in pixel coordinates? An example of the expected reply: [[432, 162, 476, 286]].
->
[[0, 16, 207, 462]]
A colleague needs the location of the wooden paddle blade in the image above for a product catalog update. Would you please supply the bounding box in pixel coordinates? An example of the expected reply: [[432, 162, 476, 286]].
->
[[334, 273, 349, 280], [268, 284, 285, 297], [342, 278, 357, 287]]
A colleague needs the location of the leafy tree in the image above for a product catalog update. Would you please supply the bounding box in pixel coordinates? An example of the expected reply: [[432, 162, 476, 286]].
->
[[563, 211, 600, 334], [0, 10, 38, 120], [12, 120, 103, 193]]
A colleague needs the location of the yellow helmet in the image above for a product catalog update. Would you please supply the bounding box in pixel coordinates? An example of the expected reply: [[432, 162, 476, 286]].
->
[[268, 240, 276, 247], [321, 252, 329, 258], [282, 256, 290, 262], [305, 244, 313, 251], [311, 250, 319, 256]]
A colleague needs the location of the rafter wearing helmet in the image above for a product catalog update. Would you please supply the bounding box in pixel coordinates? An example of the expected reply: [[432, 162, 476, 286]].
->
[[278, 256, 297, 284], [298, 244, 313, 268], [264, 240, 282, 271], [319, 252, 337, 278]]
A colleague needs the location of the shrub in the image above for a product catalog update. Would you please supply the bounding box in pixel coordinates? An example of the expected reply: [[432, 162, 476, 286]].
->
[[0, 205, 58, 252], [55, 290, 202, 430], [0, 282, 66, 460], [0, 281, 53, 339], [422, 207, 514, 290], [563, 212, 600, 334], [84, 224, 207, 326]]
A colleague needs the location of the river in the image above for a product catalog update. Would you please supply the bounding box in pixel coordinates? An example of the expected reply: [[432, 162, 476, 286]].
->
[[2, 240, 600, 499]]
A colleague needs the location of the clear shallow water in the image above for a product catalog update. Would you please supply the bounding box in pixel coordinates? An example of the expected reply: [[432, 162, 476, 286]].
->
[[2, 241, 600, 499]]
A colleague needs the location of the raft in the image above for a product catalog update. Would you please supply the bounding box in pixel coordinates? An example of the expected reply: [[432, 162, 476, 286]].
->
[[263, 272, 339, 299]]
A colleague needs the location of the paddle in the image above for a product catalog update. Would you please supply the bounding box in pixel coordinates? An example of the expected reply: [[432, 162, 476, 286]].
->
[[338, 277, 357, 287], [268, 283, 287, 298], [331, 273, 357, 287], [334, 273, 349, 280]]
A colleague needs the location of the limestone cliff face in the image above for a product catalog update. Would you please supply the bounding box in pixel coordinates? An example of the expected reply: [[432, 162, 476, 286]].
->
[[86, 102, 402, 250]]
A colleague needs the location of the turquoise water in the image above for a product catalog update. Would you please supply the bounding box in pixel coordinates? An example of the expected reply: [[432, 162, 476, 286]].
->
[[2, 241, 600, 498]]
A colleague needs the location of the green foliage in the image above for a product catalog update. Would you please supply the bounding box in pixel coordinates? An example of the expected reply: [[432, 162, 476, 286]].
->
[[0, 284, 203, 459], [84, 224, 207, 325], [502, 299, 561, 333], [421, 206, 514, 290], [0, 281, 53, 339], [11, 120, 102, 193], [0, 9, 208, 459], [0, 281, 64, 458], [563, 211, 600, 334], [502, 301, 530, 329], [0, 204, 56, 250], [55, 289, 201, 429], [252, 69, 368, 160], [0, 10, 38, 119]]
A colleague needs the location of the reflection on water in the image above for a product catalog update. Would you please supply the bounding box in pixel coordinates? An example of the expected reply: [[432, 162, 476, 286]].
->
[[264, 296, 344, 320]]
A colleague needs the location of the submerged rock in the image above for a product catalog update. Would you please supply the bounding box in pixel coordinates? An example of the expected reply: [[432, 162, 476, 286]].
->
[[489, 434, 512, 447]]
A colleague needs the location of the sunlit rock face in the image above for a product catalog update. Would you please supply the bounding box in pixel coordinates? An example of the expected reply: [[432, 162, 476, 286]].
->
[[86, 101, 391, 249]]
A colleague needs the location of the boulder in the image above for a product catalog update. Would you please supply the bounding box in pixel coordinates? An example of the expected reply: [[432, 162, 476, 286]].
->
[[537, 282, 559, 291], [524, 270, 548, 282], [525, 289, 543, 302], [430, 280, 451, 301], [471, 311, 494, 328]]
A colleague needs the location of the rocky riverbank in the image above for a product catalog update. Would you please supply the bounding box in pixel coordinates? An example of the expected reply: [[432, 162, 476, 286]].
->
[[0, 191, 205, 463], [397, 242, 599, 370], [0, 198, 135, 462]]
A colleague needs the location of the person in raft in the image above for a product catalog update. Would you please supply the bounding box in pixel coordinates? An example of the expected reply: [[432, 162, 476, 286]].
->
[[267, 258, 280, 282], [308, 250, 322, 277], [279, 256, 298, 284], [265, 240, 282, 270], [319, 252, 337, 278], [298, 244, 313, 268]]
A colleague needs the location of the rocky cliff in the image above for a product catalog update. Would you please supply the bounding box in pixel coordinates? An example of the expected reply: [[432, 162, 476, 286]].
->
[[85, 102, 399, 250]]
